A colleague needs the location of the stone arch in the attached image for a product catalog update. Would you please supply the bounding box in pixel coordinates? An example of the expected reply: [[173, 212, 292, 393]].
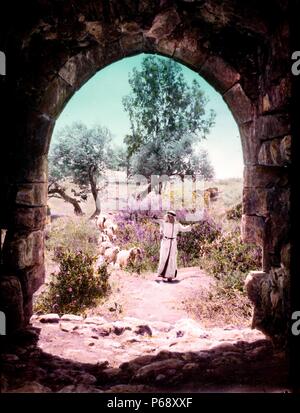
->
[[0, 2, 291, 346]]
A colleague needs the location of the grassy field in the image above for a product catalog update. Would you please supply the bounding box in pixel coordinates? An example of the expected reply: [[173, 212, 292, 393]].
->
[[48, 171, 243, 220]]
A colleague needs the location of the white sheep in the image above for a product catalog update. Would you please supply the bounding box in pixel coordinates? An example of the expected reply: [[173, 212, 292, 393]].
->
[[99, 241, 113, 255], [116, 247, 142, 269], [104, 246, 120, 264], [98, 232, 110, 244], [103, 219, 118, 232], [104, 227, 117, 242], [96, 214, 109, 230]]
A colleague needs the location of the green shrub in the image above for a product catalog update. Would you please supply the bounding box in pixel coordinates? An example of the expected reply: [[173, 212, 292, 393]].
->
[[226, 202, 242, 221], [46, 217, 99, 258], [200, 227, 262, 294], [34, 250, 110, 315], [178, 218, 221, 266]]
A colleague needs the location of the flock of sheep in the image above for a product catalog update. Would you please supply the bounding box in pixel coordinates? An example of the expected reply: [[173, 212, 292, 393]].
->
[[95, 213, 142, 271]]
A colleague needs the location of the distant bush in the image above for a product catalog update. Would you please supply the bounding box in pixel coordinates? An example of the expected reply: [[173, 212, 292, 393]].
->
[[226, 202, 242, 221], [34, 250, 110, 315], [199, 227, 262, 294], [46, 217, 99, 258], [178, 217, 221, 266]]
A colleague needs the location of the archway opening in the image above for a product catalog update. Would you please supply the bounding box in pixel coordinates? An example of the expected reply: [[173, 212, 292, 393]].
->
[[13, 53, 282, 393]]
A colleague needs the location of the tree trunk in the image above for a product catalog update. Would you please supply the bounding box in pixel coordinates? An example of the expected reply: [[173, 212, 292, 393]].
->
[[88, 167, 101, 219], [48, 183, 83, 215]]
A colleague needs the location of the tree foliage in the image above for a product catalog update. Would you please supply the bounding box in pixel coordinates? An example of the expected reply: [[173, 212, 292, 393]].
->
[[49, 122, 113, 215], [123, 56, 216, 181]]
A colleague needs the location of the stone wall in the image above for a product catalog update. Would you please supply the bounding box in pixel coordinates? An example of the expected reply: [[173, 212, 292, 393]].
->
[[0, 0, 291, 345]]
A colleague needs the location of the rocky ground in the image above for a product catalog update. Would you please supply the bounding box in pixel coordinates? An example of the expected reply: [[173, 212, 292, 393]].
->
[[0, 268, 289, 393]]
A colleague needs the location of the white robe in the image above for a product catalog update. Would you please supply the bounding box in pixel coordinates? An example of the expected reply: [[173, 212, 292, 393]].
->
[[157, 221, 192, 279]]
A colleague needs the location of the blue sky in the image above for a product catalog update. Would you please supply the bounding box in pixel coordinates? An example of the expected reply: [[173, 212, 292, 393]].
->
[[53, 53, 243, 179]]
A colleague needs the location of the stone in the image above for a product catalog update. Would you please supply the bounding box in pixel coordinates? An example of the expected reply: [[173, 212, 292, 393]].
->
[[243, 187, 273, 217], [154, 38, 177, 57], [145, 8, 180, 41], [58, 384, 103, 393], [241, 214, 265, 245], [103, 367, 123, 380], [61, 314, 84, 322], [150, 321, 172, 332], [91, 325, 111, 337], [8, 382, 51, 393], [260, 77, 291, 114], [85, 21, 103, 42], [244, 165, 289, 189], [0, 276, 24, 333], [223, 83, 253, 125], [1, 354, 19, 362], [75, 372, 97, 385], [134, 324, 152, 336], [239, 121, 260, 165], [112, 320, 132, 335], [258, 139, 285, 166], [59, 51, 98, 90], [245, 271, 268, 305], [38, 75, 74, 118], [11, 206, 47, 231], [12, 155, 48, 183], [60, 322, 77, 333], [174, 318, 204, 338], [15, 183, 48, 207], [3, 230, 44, 270], [280, 135, 291, 164], [200, 56, 240, 94], [173, 30, 208, 69], [134, 359, 185, 381], [84, 316, 107, 325], [257, 113, 290, 140], [105, 384, 153, 393], [281, 243, 291, 270], [120, 33, 145, 54], [39, 314, 60, 323]]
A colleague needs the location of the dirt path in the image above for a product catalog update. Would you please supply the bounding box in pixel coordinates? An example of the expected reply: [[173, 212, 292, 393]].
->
[[2, 267, 289, 393], [90, 266, 215, 323]]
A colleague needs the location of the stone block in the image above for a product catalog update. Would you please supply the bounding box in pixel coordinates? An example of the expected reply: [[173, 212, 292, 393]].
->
[[0, 276, 24, 333], [258, 135, 291, 166], [223, 83, 253, 125], [173, 31, 208, 69], [15, 183, 48, 207], [11, 206, 47, 230], [3, 230, 44, 270], [257, 113, 290, 140], [12, 155, 48, 183], [244, 165, 289, 188], [245, 271, 268, 304], [280, 135, 291, 164], [258, 138, 282, 166], [145, 8, 181, 41], [241, 214, 265, 245], [200, 55, 240, 94], [239, 121, 260, 165], [259, 77, 291, 114], [243, 188, 270, 217], [59, 51, 98, 90], [120, 33, 145, 55], [38, 75, 74, 118], [19, 264, 45, 297]]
